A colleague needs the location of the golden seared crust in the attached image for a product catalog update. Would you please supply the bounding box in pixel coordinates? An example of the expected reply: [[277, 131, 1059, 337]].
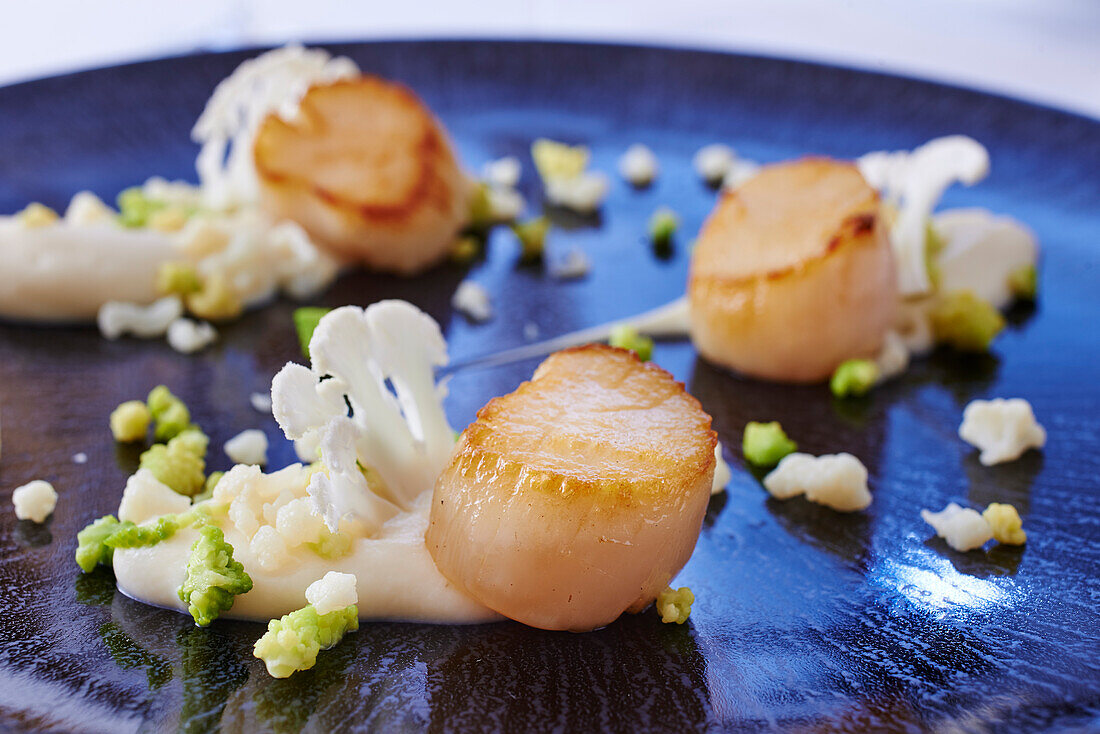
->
[[689, 157, 880, 286], [255, 77, 448, 215], [253, 76, 471, 272], [455, 344, 717, 499]]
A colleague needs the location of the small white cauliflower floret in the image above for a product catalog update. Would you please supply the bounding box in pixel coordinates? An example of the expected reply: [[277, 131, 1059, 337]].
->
[[921, 502, 993, 551], [858, 135, 990, 297], [547, 247, 591, 280], [97, 296, 183, 339], [305, 571, 358, 615], [275, 497, 326, 547], [117, 469, 190, 523], [167, 318, 218, 354], [487, 187, 525, 222], [12, 480, 57, 523], [224, 429, 269, 465], [693, 144, 735, 183], [250, 525, 292, 572], [64, 191, 115, 224], [250, 392, 273, 413], [721, 160, 760, 190], [544, 173, 609, 214], [452, 280, 492, 322], [763, 453, 872, 512], [271, 301, 457, 535], [618, 144, 658, 186], [482, 157, 522, 189], [959, 398, 1046, 466], [874, 330, 910, 383], [711, 443, 731, 495]]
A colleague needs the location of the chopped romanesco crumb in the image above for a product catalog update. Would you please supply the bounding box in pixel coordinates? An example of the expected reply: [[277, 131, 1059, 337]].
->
[[17, 202, 59, 227], [742, 421, 798, 466], [186, 273, 242, 322], [656, 586, 694, 624], [531, 138, 589, 182], [193, 471, 224, 503], [982, 502, 1027, 545], [648, 207, 679, 247], [292, 307, 332, 359], [147, 385, 192, 441], [75, 515, 121, 572], [139, 428, 208, 496], [178, 525, 252, 626], [110, 400, 152, 443], [467, 181, 493, 230], [1008, 264, 1037, 301], [608, 325, 654, 362], [253, 603, 359, 678], [830, 359, 880, 398], [511, 216, 550, 263], [929, 290, 1005, 352], [157, 262, 203, 296], [305, 527, 353, 560], [103, 504, 216, 550], [117, 187, 166, 228], [449, 235, 482, 265]]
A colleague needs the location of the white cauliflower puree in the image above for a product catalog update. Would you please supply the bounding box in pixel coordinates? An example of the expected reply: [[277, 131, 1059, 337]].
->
[[114, 300, 499, 624], [0, 45, 346, 326]]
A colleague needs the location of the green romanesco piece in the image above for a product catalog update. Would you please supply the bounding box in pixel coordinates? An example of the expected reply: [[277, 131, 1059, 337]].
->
[[929, 290, 1005, 352], [655, 586, 694, 624], [101, 503, 221, 551], [178, 525, 253, 626], [110, 400, 152, 443], [467, 182, 494, 231], [531, 138, 589, 182], [1008, 264, 1037, 301], [156, 262, 203, 296], [510, 216, 550, 263], [147, 385, 192, 441], [742, 421, 798, 467], [193, 471, 225, 504], [449, 235, 482, 265], [139, 428, 208, 496], [75, 515, 122, 572], [117, 187, 166, 228], [186, 273, 243, 322], [608, 325, 654, 362], [292, 307, 332, 360], [305, 527, 353, 560], [648, 207, 679, 247], [253, 603, 359, 678], [830, 359, 880, 398]]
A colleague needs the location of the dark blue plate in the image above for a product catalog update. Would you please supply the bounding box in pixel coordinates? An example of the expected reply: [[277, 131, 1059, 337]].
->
[[1, 41, 1098, 732]]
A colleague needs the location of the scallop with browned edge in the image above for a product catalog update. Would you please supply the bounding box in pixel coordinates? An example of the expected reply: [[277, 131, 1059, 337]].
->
[[427, 345, 716, 632], [253, 76, 472, 275], [688, 157, 897, 383]]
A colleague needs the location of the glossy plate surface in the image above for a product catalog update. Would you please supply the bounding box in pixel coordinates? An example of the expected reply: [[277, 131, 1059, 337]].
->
[[1, 41, 1098, 732]]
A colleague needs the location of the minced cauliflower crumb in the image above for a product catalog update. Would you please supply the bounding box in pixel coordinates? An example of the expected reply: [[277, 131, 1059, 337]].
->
[[959, 398, 1046, 466], [305, 571, 359, 615], [692, 144, 735, 183], [618, 144, 658, 186], [452, 280, 493, 322], [763, 453, 872, 512], [12, 480, 57, 523], [656, 586, 694, 624], [921, 502, 993, 552], [110, 400, 152, 442], [982, 502, 1027, 545], [224, 429, 268, 466], [250, 525, 292, 572]]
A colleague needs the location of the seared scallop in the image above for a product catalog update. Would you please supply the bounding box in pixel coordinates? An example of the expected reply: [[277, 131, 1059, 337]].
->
[[427, 344, 716, 632], [253, 76, 473, 274], [688, 157, 897, 382]]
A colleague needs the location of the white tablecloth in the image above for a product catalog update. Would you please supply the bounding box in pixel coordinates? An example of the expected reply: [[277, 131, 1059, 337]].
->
[[1, 0, 1097, 119]]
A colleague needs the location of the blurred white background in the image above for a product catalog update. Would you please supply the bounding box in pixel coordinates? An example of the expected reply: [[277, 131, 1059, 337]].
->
[[1, 0, 1097, 118]]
